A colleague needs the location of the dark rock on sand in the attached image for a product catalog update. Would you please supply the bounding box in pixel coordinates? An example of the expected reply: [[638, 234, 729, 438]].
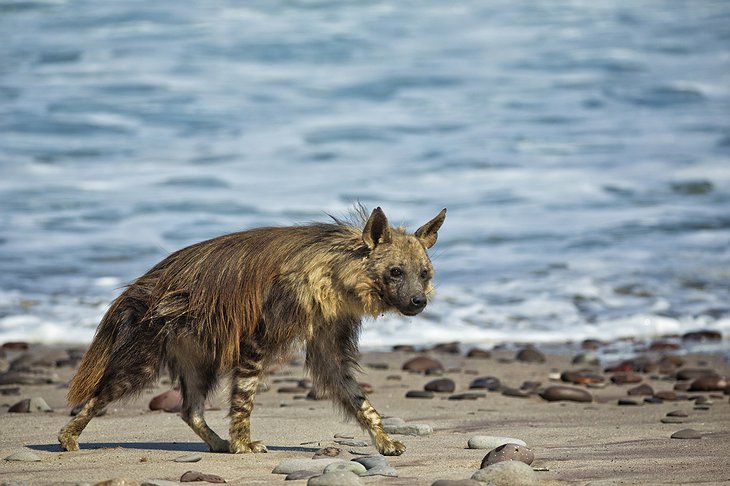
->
[[424, 378, 455, 393], [611, 372, 642, 384], [466, 348, 492, 359], [540, 386, 592, 403], [286, 470, 319, 481], [561, 370, 604, 385], [670, 429, 702, 439], [174, 453, 202, 463], [666, 410, 689, 417], [392, 345, 416, 352], [689, 375, 727, 392], [661, 416, 687, 424], [617, 399, 641, 406], [515, 348, 545, 363], [653, 391, 679, 401], [501, 387, 530, 398], [180, 471, 226, 483], [676, 368, 718, 381], [402, 356, 443, 373], [149, 390, 182, 412], [8, 397, 52, 413], [469, 376, 501, 391], [480, 443, 534, 467], [406, 390, 434, 399], [627, 384, 654, 396], [449, 392, 486, 400], [431, 342, 461, 354]]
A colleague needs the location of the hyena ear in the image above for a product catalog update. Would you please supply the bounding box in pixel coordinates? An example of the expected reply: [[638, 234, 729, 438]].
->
[[414, 208, 447, 249], [363, 207, 392, 249]]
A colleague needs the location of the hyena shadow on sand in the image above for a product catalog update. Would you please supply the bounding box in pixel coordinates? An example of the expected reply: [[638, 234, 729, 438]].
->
[[58, 206, 446, 456]]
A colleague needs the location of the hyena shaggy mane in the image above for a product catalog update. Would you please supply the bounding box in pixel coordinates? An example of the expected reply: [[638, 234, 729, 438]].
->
[[59, 206, 446, 456]]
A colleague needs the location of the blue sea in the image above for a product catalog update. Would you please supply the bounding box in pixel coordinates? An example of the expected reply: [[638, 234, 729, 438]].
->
[[1, 1, 729, 350]]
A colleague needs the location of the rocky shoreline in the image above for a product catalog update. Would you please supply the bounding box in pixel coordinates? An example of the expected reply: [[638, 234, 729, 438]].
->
[[1, 334, 729, 485]]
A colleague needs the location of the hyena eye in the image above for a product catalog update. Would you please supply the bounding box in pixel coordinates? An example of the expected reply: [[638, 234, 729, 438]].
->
[[420, 269, 429, 279], [389, 267, 403, 278]]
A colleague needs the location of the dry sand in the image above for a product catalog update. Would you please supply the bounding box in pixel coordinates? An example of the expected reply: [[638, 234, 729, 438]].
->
[[1, 345, 729, 485]]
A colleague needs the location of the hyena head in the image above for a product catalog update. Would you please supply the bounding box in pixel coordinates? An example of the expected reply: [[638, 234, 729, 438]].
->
[[362, 207, 447, 316]]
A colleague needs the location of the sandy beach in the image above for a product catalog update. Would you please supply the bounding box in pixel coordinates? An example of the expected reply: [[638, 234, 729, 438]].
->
[[1, 341, 728, 485]]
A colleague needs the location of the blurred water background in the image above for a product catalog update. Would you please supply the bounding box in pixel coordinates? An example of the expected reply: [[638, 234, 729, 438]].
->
[[1, 1, 729, 351]]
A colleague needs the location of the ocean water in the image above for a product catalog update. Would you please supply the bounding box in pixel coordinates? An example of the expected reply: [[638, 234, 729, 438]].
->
[[1, 1, 729, 350]]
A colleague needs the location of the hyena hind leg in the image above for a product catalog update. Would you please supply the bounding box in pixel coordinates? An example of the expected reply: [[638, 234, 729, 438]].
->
[[58, 397, 108, 451], [179, 373, 229, 453], [228, 365, 267, 453]]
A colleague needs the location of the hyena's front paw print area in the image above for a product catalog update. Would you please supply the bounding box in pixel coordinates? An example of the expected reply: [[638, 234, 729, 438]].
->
[[378, 438, 406, 456], [230, 440, 268, 454], [58, 432, 80, 452]]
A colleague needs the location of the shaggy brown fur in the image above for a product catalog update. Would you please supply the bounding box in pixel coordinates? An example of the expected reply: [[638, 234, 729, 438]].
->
[[59, 206, 446, 455]]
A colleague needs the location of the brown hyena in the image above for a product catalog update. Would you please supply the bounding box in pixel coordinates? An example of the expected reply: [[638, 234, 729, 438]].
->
[[58, 206, 446, 456]]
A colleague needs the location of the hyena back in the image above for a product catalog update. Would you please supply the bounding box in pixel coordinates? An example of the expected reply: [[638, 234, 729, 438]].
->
[[58, 206, 446, 455]]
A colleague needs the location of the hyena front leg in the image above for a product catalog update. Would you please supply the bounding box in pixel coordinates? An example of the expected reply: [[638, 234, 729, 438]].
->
[[229, 364, 267, 453], [306, 326, 406, 456]]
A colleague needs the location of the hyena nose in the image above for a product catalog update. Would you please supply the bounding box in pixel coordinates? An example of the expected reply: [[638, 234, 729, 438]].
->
[[410, 295, 427, 308]]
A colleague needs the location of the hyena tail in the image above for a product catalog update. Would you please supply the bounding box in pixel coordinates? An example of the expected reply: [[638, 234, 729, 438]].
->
[[66, 293, 154, 406]]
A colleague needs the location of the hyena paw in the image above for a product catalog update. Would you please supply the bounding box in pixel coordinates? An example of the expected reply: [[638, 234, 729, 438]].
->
[[208, 439, 231, 453], [230, 440, 268, 454], [58, 433, 79, 452], [378, 439, 406, 456]]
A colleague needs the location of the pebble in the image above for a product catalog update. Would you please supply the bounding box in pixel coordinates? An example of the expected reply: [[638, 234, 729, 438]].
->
[[278, 386, 309, 394], [617, 399, 640, 406], [308, 470, 363, 486], [179, 471, 225, 483], [286, 470, 318, 481], [481, 443, 534, 467], [0, 370, 58, 385], [0, 386, 20, 396], [431, 341, 461, 354], [610, 372, 642, 384], [4, 450, 41, 462], [644, 397, 664, 404], [627, 384, 654, 396], [515, 348, 545, 363], [334, 439, 368, 448], [148, 390, 182, 413], [352, 455, 397, 477], [501, 387, 530, 398], [448, 392, 485, 400], [402, 356, 443, 373], [466, 348, 492, 359], [469, 376, 501, 391], [670, 429, 702, 439], [405, 390, 434, 398], [471, 460, 538, 486], [432, 480, 483, 486], [689, 375, 727, 392], [653, 391, 678, 401], [560, 370, 604, 385], [539, 386, 593, 403], [467, 436, 526, 450], [675, 368, 717, 381], [312, 447, 346, 460], [667, 410, 689, 417], [660, 417, 687, 424], [173, 453, 202, 463], [8, 397, 52, 413], [392, 345, 416, 352], [382, 422, 432, 436], [272, 459, 344, 475], [323, 461, 367, 475], [424, 378, 455, 393]]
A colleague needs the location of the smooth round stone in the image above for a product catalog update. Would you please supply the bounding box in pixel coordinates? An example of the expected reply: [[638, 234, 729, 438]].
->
[[471, 460, 538, 486], [689, 375, 727, 392], [382, 422, 432, 436], [334, 439, 368, 448], [467, 436, 526, 450], [148, 390, 182, 413], [179, 471, 224, 483], [627, 384, 654, 396], [406, 390, 434, 399], [675, 368, 717, 381], [323, 461, 367, 475], [661, 417, 687, 424], [515, 348, 545, 363], [617, 399, 640, 406], [540, 386, 593, 403], [611, 372, 642, 384], [466, 348, 491, 359], [671, 428, 702, 439], [501, 387, 530, 398], [173, 453, 202, 463], [308, 470, 363, 486], [667, 410, 689, 417], [5, 450, 41, 462], [448, 392, 485, 400], [272, 459, 345, 474], [644, 397, 664, 404], [286, 470, 319, 481], [424, 378, 455, 393], [469, 376, 501, 391], [431, 342, 460, 354], [561, 370, 604, 385], [352, 455, 388, 469], [654, 391, 678, 401], [402, 356, 443, 373], [8, 397, 52, 413], [481, 443, 534, 467]]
